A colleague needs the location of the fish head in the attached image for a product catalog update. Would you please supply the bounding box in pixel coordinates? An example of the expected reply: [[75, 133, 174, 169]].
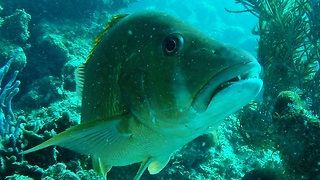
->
[[117, 11, 262, 128]]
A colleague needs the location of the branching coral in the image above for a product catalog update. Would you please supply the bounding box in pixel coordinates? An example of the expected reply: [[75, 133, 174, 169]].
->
[[228, 0, 320, 178], [0, 49, 21, 138], [229, 0, 320, 136], [236, 102, 275, 150], [229, 0, 319, 111], [228, 0, 318, 149], [0, 49, 23, 179]]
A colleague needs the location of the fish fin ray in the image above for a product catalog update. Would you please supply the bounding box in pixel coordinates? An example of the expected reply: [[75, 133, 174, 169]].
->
[[100, 160, 112, 180], [133, 158, 151, 180], [92, 155, 101, 174], [92, 155, 112, 179], [205, 127, 219, 147], [75, 64, 85, 98], [75, 13, 129, 99], [21, 115, 132, 156], [148, 155, 171, 174], [87, 13, 129, 63]]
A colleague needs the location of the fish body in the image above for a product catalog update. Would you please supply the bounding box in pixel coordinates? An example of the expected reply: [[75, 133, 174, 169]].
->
[[22, 10, 263, 179]]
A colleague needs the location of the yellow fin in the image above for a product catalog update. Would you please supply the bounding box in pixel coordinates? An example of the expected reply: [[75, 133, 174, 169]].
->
[[148, 155, 171, 174], [74, 13, 129, 99], [99, 159, 112, 180], [134, 158, 151, 180], [92, 155, 112, 176], [21, 115, 132, 155], [92, 155, 112, 180], [207, 127, 219, 147], [87, 13, 129, 63], [133, 155, 171, 180], [74, 64, 85, 98], [94, 14, 129, 44]]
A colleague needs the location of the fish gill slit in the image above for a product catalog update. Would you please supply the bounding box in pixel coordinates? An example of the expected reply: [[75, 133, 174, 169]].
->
[[107, 65, 122, 116], [140, 73, 157, 124]]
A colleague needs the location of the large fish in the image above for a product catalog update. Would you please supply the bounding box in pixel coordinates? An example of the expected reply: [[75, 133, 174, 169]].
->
[[22, 10, 263, 180]]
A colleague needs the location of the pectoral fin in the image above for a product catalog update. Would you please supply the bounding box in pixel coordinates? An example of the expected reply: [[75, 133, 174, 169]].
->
[[21, 115, 132, 156]]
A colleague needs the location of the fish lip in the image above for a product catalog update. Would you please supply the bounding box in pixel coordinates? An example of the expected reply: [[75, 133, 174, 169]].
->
[[191, 61, 261, 113]]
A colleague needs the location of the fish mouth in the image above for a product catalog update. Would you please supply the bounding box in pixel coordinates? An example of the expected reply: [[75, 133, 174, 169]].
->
[[191, 61, 262, 113]]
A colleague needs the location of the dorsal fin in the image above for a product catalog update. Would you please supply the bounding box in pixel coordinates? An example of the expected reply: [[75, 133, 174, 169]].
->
[[74, 63, 85, 98], [88, 13, 129, 63], [74, 13, 129, 98]]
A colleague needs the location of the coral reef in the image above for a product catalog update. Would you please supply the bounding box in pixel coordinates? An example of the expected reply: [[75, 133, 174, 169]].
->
[[0, 0, 137, 21], [19, 76, 64, 109], [0, 7, 28, 70], [1, 91, 98, 180], [233, 0, 318, 109], [0, 50, 21, 137], [273, 90, 320, 179], [227, 0, 320, 178], [0, 52, 23, 180], [242, 168, 283, 180], [236, 103, 275, 150], [0, 9, 30, 44], [0, 1, 139, 179]]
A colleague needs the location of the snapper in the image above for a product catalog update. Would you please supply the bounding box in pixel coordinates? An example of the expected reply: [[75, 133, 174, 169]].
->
[[22, 10, 263, 180]]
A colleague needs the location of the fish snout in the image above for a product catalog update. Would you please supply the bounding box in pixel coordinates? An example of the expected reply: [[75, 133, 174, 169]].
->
[[222, 44, 258, 65]]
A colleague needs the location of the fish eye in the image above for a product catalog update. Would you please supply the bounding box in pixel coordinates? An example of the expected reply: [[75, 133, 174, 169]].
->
[[162, 33, 185, 56]]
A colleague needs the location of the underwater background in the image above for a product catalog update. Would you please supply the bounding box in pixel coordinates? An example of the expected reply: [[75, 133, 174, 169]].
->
[[0, 0, 319, 179]]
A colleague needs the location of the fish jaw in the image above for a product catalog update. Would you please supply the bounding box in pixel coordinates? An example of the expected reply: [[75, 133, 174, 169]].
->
[[190, 60, 263, 128], [192, 60, 262, 113]]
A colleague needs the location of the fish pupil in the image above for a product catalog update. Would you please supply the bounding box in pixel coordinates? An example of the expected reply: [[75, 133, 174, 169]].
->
[[162, 33, 185, 56], [166, 39, 176, 52]]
